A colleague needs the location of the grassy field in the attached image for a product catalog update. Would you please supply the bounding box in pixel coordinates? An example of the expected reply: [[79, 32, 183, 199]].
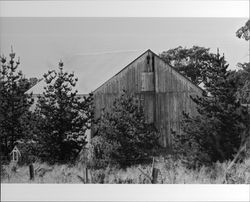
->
[[1, 157, 250, 184]]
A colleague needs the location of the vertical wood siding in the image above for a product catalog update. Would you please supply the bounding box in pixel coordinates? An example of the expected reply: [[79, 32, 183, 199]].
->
[[93, 50, 203, 147], [153, 54, 202, 146]]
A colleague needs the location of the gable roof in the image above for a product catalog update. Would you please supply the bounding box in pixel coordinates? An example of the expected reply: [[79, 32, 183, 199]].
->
[[26, 50, 144, 95], [93, 49, 204, 94], [27, 49, 203, 95], [149, 49, 205, 93]]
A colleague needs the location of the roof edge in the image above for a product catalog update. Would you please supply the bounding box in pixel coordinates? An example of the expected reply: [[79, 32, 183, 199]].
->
[[93, 49, 151, 93], [148, 49, 205, 94], [93, 49, 204, 94], [27, 49, 204, 95]]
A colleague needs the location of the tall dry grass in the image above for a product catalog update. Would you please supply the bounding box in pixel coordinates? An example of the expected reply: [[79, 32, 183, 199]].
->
[[1, 157, 250, 184]]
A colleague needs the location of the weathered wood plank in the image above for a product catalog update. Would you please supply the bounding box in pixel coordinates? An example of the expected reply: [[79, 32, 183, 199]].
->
[[92, 50, 202, 147]]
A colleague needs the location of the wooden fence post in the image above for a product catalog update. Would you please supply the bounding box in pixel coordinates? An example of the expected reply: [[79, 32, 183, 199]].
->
[[151, 157, 155, 173], [29, 164, 34, 181], [151, 168, 159, 184], [138, 157, 160, 184], [85, 167, 89, 184], [151, 157, 158, 184]]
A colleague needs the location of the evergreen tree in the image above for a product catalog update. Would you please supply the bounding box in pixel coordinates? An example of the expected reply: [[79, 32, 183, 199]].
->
[[35, 61, 94, 163], [90, 92, 160, 168], [233, 63, 250, 104], [173, 52, 250, 167], [0, 49, 33, 156]]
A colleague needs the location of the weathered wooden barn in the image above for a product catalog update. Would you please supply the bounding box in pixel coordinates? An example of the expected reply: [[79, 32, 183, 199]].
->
[[27, 49, 203, 147], [92, 49, 203, 147]]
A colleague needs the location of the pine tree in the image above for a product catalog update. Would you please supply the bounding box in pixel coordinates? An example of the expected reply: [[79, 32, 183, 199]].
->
[[232, 63, 250, 104], [35, 61, 94, 163], [173, 52, 250, 167], [90, 92, 160, 168], [0, 49, 34, 157]]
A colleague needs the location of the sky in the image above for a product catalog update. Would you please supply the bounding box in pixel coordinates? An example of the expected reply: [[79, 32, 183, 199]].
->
[[0, 17, 249, 80]]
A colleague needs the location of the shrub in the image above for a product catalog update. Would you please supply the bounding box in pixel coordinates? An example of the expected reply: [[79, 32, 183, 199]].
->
[[90, 92, 160, 168], [172, 52, 250, 168]]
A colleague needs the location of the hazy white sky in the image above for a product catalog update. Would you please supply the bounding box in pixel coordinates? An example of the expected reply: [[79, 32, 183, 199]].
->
[[0, 18, 249, 79]]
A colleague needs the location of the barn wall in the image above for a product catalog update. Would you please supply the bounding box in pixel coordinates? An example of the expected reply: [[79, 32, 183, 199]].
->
[[153, 54, 202, 147], [93, 50, 202, 147], [93, 51, 154, 119]]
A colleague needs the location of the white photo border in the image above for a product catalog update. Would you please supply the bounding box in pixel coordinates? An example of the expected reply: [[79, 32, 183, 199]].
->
[[0, 0, 249, 201], [0, 0, 249, 17]]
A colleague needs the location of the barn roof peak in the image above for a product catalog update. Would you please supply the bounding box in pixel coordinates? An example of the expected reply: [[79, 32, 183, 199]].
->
[[26, 50, 145, 95], [26, 49, 203, 95], [93, 48, 204, 94]]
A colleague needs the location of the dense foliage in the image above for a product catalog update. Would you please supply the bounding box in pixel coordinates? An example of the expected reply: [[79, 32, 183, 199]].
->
[[89, 92, 160, 168], [159, 46, 214, 85], [34, 61, 94, 163], [232, 63, 250, 104], [236, 19, 250, 41], [0, 50, 34, 157], [172, 52, 250, 167]]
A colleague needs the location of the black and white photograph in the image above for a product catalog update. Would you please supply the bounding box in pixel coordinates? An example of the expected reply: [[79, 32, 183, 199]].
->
[[0, 0, 249, 201]]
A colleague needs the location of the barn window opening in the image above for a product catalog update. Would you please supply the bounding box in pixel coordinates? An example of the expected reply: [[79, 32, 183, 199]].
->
[[146, 55, 150, 65], [152, 55, 155, 72]]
